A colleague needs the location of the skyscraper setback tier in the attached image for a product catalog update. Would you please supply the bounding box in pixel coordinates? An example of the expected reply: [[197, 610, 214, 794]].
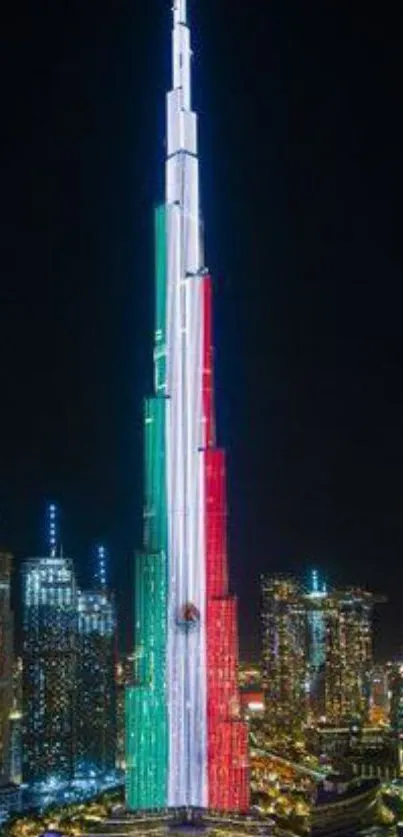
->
[[125, 0, 249, 812]]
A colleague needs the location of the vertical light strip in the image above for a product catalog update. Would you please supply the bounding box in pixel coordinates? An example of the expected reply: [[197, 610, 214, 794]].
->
[[125, 211, 168, 810], [166, 0, 207, 807]]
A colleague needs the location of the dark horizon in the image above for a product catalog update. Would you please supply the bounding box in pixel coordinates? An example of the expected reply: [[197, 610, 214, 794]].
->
[[1, 0, 402, 660]]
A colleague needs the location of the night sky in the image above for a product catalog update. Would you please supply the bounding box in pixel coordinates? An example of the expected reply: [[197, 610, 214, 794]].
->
[[1, 1, 402, 658]]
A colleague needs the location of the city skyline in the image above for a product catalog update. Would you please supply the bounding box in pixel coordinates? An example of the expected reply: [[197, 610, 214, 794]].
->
[[1, 0, 402, 662]]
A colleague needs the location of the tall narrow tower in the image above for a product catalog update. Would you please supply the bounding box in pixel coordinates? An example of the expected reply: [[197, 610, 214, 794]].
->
[[125, 0, 249, 812], [0, 552, 13, 785]]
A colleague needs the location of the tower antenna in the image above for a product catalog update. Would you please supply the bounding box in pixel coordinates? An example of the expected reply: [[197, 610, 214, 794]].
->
[[48, 503, 57, 558], [96, 544, 107, 589]]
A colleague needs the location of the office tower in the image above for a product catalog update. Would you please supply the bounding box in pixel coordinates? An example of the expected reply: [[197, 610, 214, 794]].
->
[[305, 571, 327, 720], [261, 575, 307, 732], [324, 588, 375, 724], [75, 587, 117, 777], [322, 597, 344, 723], [261, 574, 380, 730], [125, 0, 249, 811], [9, 658, 22, 785], [22, 555, 77, 784], [0, 553, 13, 784], [307, 571, 327, 670]]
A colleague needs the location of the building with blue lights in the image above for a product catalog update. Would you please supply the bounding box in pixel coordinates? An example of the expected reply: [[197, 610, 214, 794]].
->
[[306, 570, 328, 720], [22, 556, 77, 784]]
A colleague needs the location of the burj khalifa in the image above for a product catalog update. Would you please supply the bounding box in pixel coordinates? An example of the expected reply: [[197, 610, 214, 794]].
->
[[125, 0, 249, 812]]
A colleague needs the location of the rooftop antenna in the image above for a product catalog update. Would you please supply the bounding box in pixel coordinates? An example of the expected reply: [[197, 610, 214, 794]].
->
[[48, 503, 57, 558], [96, 544, 107, 590]]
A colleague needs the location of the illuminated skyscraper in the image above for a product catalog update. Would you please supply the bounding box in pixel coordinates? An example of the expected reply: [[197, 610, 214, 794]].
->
[[261, 575, 380, 729], [22, 555, 77, 784], [75, 578, 117, 777], [305, 570, 327, 720], [0, 553, 13, 784], [9, 658, 22, 785], [125, 0, 249, 812], [324, 588, 375, 723], [261, 575, 307, 731]]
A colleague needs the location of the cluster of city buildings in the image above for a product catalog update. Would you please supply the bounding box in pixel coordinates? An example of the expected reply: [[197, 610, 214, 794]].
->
[[2, 541, 403, 825], [1, 0, 402, 828], [237, 572, 403, 782], [0, 509, 122, 823], [261, 572, 382, 729]]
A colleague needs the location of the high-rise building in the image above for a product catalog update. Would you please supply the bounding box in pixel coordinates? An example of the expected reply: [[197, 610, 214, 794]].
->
[[9, 657, 22, 785], [261, 575, 307, 732], [324, 588, 375, 724], [305, 571, 327, 720], [75, 589, 117, 777], [0, 553, 13, 784], [261, 575, 380, 731], [22, 556, 77, 784], [10, 657, 22, 785], [125, 0, 249, 812]]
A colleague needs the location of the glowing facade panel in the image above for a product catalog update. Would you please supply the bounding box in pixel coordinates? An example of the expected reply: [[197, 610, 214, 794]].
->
[[75, 590, 116, 776], [126, 0, 249, 812], [22, 557, 76, 783]]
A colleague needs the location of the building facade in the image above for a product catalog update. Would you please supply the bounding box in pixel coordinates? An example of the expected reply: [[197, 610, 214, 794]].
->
[[305, 571, 327, 720], [125, 0, 249, 811], [75, 590, 116, 776], [261, 577, 379, 730], [324, 589, 375, 724], [9, 657, 22, 785], [0, 553, 13, 785], [369, 664, 389, 725], [22, 557, 77, 784], [261, 575, 307, 731]]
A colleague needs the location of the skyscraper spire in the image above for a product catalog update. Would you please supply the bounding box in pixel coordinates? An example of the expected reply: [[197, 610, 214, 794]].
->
[[173, 0, 187, 26], [96, 545, 107, 590]]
